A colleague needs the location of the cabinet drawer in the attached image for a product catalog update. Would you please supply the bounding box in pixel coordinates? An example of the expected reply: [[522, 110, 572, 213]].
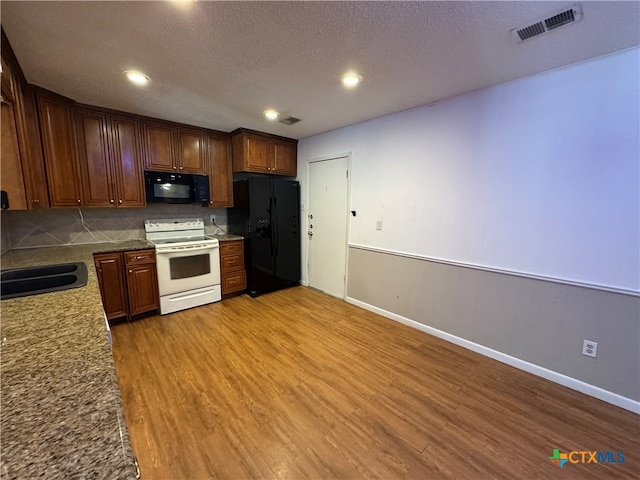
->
[[124, 249, 155, 265], [219, 240, 243, 255], [222, 271, 246, 294], [220, 252, 244, 273]]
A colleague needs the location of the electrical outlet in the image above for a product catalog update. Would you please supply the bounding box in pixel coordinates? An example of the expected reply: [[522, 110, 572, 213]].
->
[[582, 340, 598, 358], [210, 214, 216, 224], [376, 220, 383, 231]]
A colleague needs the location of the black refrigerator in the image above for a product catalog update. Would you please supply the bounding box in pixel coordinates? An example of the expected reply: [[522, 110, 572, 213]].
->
[[228, 177, 300, 297]]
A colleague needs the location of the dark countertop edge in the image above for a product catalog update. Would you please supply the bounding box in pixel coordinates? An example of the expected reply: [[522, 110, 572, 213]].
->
[[213, 234, 244, 242]]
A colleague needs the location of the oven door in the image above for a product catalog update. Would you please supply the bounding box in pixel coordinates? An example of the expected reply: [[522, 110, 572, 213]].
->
[[155, 243, 221, 296]]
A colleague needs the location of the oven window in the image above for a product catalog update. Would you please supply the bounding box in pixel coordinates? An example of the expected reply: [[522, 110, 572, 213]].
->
[[169, 254, 211, 279]]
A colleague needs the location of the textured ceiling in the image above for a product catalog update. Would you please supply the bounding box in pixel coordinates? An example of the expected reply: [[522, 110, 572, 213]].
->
[[1, 1, 639, 139]]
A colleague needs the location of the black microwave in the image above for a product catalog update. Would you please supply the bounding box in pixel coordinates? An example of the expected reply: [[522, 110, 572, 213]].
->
[[145, 171, 210, 204]]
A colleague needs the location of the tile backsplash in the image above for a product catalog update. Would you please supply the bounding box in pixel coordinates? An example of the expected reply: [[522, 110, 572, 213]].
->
[[3, 205, 228, 250]]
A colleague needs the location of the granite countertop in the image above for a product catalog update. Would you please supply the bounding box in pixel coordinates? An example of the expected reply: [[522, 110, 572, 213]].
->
[[212, 233, 244, 242], [1, 240, 152, 479]]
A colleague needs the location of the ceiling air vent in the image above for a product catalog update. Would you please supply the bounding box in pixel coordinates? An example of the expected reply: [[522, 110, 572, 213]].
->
[[511, 4, 582, 43], [279, 116, 301, 126]]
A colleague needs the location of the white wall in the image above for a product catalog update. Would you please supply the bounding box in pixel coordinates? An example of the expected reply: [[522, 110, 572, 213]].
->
[[298, 48, 640, 293]]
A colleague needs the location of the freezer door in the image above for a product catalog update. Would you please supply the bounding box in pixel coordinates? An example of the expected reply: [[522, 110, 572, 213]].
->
[[247, 177, 276, 295], [273, 179, 301, 289]]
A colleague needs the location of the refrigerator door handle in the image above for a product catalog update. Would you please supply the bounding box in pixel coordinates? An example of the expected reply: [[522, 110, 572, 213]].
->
[[269, 196, 275, 257], [273, 196, 279, 256]]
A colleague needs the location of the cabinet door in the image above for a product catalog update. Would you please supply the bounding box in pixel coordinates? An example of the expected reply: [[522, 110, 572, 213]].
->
[[0, 56, 14, 102], [110, 115, 145, 207], [94, 253, 128, 320], [271, 140, 297, 176], [75, 109, 114, 207], [20, 87, 50, 208], [127, 263, 159, 316], [143, 121, 175, 172], [207, 134, 232, 207], [1, 102, 28, 209], [37, 94, 82, 206], [176, 128, 205, 174], [233, 133, 270, 173]]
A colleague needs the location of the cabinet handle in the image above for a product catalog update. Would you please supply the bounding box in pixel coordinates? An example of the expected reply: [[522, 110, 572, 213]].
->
[[33, 199, 39, 204], [110, 199, 115, 204], [77, 199, 81, 204], [173, 166, 177, 170], [134, 255, 146, 260], [129, 270, 132, 273], [118, 199, 123, 204], [179, 166, 184, 170]]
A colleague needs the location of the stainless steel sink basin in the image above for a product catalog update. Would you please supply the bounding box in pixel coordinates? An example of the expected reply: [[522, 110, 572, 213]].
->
[[1, 262, 88, 300]]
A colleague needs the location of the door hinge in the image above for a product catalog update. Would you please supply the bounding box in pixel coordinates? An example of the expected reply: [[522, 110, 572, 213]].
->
[[346, 169, 349, 178]]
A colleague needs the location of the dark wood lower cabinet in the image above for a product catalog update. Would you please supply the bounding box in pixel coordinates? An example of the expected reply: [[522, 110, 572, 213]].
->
[[124, 250, 159, 316], [94, 249, 158, 321], [220, 240, 247, 297], [94, 252, 128, 320]]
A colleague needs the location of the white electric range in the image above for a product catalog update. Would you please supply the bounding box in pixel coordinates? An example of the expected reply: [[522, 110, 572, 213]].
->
[[145, 218, 221, 314]]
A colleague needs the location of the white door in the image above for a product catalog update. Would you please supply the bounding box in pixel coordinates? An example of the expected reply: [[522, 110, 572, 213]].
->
[[308, 156, 349, 298]]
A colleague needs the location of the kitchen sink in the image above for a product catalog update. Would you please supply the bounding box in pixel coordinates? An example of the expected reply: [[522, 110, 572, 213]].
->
[[1, 262, 88, 300]]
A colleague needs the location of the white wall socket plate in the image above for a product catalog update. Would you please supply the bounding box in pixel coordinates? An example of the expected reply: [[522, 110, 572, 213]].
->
[[376, 220, 383, 231], [582, 339, 597, 358]]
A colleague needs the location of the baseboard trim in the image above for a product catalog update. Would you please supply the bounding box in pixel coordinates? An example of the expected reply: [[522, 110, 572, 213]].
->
[[300, 280, 309, 287], [345, 296, 640, 414]]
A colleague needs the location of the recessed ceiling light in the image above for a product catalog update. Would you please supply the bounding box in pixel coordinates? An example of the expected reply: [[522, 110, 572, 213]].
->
[[263, 109, 280, 121], [340, 72, 363, 88], [124, 70, 150, 86]]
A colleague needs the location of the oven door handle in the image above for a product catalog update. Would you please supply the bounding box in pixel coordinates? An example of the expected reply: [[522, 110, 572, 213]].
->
[[156, 244, 217, 254]]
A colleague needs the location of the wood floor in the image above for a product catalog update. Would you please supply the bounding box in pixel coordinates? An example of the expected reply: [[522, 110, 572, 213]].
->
[[111, 286, 639, 479]]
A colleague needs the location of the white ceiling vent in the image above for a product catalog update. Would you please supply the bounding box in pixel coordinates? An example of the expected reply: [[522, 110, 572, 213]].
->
[[511, 4, 583, 43], [279, 116, 301, 125]]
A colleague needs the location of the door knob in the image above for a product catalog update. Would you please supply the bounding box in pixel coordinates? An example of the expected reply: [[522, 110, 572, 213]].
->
[[308, 231, 313, 236]]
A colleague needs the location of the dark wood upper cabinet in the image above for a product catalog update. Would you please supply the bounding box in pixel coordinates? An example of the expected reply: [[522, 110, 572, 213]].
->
[[37, 92, 83, 207], [1, 35, 49, 210], [271, 139, 297, 176], [75, 109, 145, 207], [234, 132, 270, 173], [176, 127, 206, 173], [1, 101, 28, 210], [110, 115, 145, 207], [1, 52, 27, 210], [143, 121, 174, 172], [142, 121, 206, 174], [75, 109, 113, 207], [231, 129, 297, 176], [207, 133, 233, 207]]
